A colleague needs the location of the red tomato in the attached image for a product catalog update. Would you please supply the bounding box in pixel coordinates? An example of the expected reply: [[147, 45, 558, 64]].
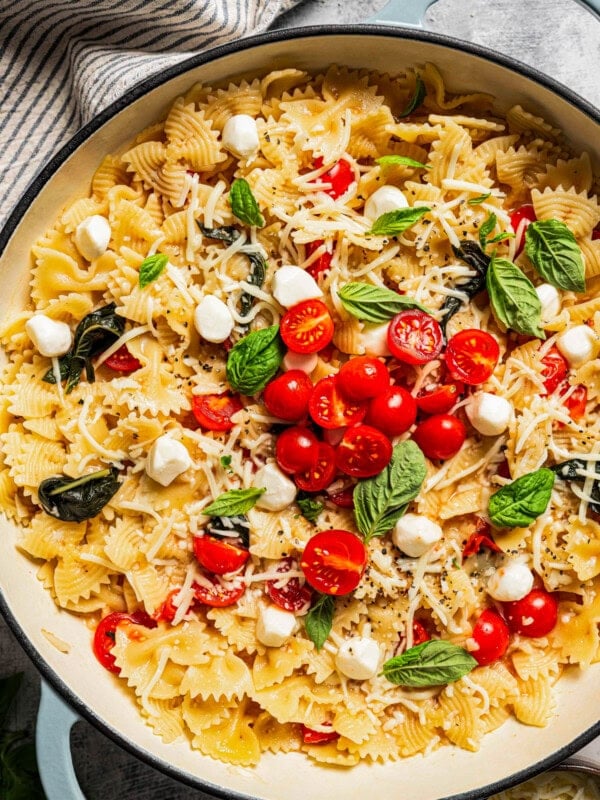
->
[[413, 413, 466, 460], [280, 299, 334, 355], [266, 557, 312, 614], [471, 609, 510, 665], [155, 589, 180, 623], [313, 156, 354, 199], [510, 204, 537, 256], [309, 376, 367, 429], [416, 381, 464, 415], [193, 535, 249, 575], [387, 310, 443, 365], [593, 227, 600, 241], [192, 392, 242, 432], [193, 571, 246, 608], [300, 530, 367, 595], [306, 240, 333, 280], [276, 426, 320, 474], [93, 611, 157, 673], [337, 356, 390, 401], [263, 370, 313, 421], [301, 724, 340, 745], [327, 485, 356, 509], [462, 518, 502, 558], [541, 346, 569, 394], [445, 329, 500, 385], [294, 442, 337, 492], [365, 385, 417, 437], [560, 382, 587, 422], [411, 620, 431, 646], [103, 344, 141, 373], [335, 424, 392, 479], [503, 589, 558, 638]]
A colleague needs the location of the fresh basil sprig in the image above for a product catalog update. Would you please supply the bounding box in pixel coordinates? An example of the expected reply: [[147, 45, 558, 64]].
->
[[478, 213, 514, 250], [297, 497, 324, 523], [226, 325, 284, 395], [488, 468, 555, 528], [337, 282, 429, 323], [486, 255, 544, 338], [304, 593, 335, 650], [230, 178, 265, 228], [204, 488, 265, 517], [139, 253, 168, 288], [38, 467, 121, 522], [398, 76, 426, 118], [468, 192, 491, 206], [382, 640, 477, 687], [525, 219, 585, 293], [368, 207, 430, 237], [354, 441, 426, 542], [376, 155, 430, 171]]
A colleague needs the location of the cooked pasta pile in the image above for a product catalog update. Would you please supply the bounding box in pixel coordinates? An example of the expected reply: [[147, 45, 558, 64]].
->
[[1, 62, 600, 769]]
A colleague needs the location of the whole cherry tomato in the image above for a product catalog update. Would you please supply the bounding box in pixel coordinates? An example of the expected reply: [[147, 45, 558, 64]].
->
[[337, 356, 390, 401], [263, 370, 313, 421], [300, 529, 367, 595], [280, 299, 334, 354], [387, 310, 443, 365], [193, 571, 246, 608], [510, 204, 537, 256], [503, 588, 558, 638], [309, 376, 367, 429], [365, 385, 417, 437], [540, 346, 569, 394], [335, 424, 393, 479], [193, 535, 249, 575], [294, 442, 337, 492], [471, 609, 510, 666], [192, 392, 242, 432], [103, 344, 141, 373], [445, 329, 500, 385], [305, 240, 333, 280], [301, 724, 340, 744], [313, 157, 354, 199], [93, 611, 157, 673], [413, 413, 466, 460], [416, 381, 464, 415], [266, 557, 312, 614], [276, 426, 320, 474]]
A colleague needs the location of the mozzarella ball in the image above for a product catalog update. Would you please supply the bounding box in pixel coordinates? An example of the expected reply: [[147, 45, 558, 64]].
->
[[256, 604, 297, 648], [535, 283, 561, 322], [487, 562, 534, 602], [272, 265, 323, 309], [145, 435, 191, 487], [74, 215, 111, 261], [335, 637, 380, 680], [556, 324, 599, 367], [466, 392, 513, 437], [360, 322, 391, 357], [254, 462, 297, 512], [194, 295, 234, 343], [393, 513, 442, 558], [25, 314, 72, 357], [364, 186, 409, 221], [222, 114, 260, 160], [282, 350, 318, 374]]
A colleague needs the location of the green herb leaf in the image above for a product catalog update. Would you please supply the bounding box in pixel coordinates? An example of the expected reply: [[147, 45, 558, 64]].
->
[[198, 223, 241, 244], [354, 441, 427, 542], [38, 467, 121, 522], [467, 192, 491, 206], [208, 514, 250, 547], [486, 255, 545, 338], [441, 241, 491, 334], [226, 325, 284, 395], [478, 212, 497, 249], [204, 488, 265, 517], [368, 207, 430, 237], [376, 155, 430, 170], [525, 219, 585, 293], [297, 497, 324, 523], [304, 593, 335, 650], [488, 468, 555, 528], [487, 231, 516, 244], [230, 178, 265, 228], [382, 640, 477, 687], [220, 455, 232, 468], [139, 253, 168, 288], [337, 282, 429, 323], [551, 459, 600, 515], [398, 76, 426, 118]]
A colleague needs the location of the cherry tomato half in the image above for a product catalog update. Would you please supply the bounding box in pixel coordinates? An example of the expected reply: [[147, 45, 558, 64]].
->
[[471, 609, 510, 666], [560, 382, 587, 422], [365, 385, 417, 437], [416, 381, 464, 415], [541, 346, 569, 394], [309, 376, 367, 429], [411, 620, 431, 646], [327, 485, 356, 509], [263, 370, 313, 422], [93, 611, 157, 673], [413, 413, 466, 460], [387, 310, 443, 366], [280, 299, 334, 355], [193, 535, 249, 575], [301, 724, 340, 745], [445, 329, 500, 386], [193, 571, 246, 608], [192, 392, 243, 432], [509, 204, 537, 256], [155, 589, 180, 623], [294, 441, 337, 492], [335, 424, 393, 479], [300, 529, 367, 595], [103, 344, 141, 373], [276, 426, 320, 474], [462, 518, 502, 559], [266, 557, 312, 614], [503, 589, 558, 638], [306, 240, 333, 280], [313, 157, 355, 199], [337, 356, 390, 401], [593, 226, 600, 241]]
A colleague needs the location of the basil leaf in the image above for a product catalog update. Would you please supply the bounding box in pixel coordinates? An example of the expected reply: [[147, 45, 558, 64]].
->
[[467, 192, 491, 206], [297, 497, 324, 523], [304, 593, 335, 650], [551, 459, 600, 514], [478, 212, 497, 249], [198, 223, 241, 244], [354, 441, 426, 542], [139, 253, 168, 288], [226, 325, 284, 395], [488, 468, 555, 528], [486, 255, 545, 338], [382, 640, 477, 687], [525, 219, 585, 293], [230, 178, 265, 228], [368, 207, 430, 237], [337, 282, 429, 323], [376, 155, 430, 170], [220, 455, 232, 468], [488, 232, 516, 244], [440, 241, 491, 334], [38, 467, 121, 522], [204, 488, 265, 517], [398, 75, 426, 118], [207, 515, 250, 547]]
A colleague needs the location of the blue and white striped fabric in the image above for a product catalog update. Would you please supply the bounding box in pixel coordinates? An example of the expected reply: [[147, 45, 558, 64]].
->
[[0, 0, 299, 229]]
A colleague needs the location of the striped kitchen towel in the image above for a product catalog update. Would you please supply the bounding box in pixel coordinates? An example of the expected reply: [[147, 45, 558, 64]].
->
[[0, 0, 300, 229]]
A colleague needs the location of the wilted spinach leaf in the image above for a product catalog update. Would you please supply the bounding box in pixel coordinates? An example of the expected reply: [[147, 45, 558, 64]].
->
[[440, 241, 491, 334], [38, 467, 121, 522], [551, 458, 600, 514], [206, 514, 251, 548]]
